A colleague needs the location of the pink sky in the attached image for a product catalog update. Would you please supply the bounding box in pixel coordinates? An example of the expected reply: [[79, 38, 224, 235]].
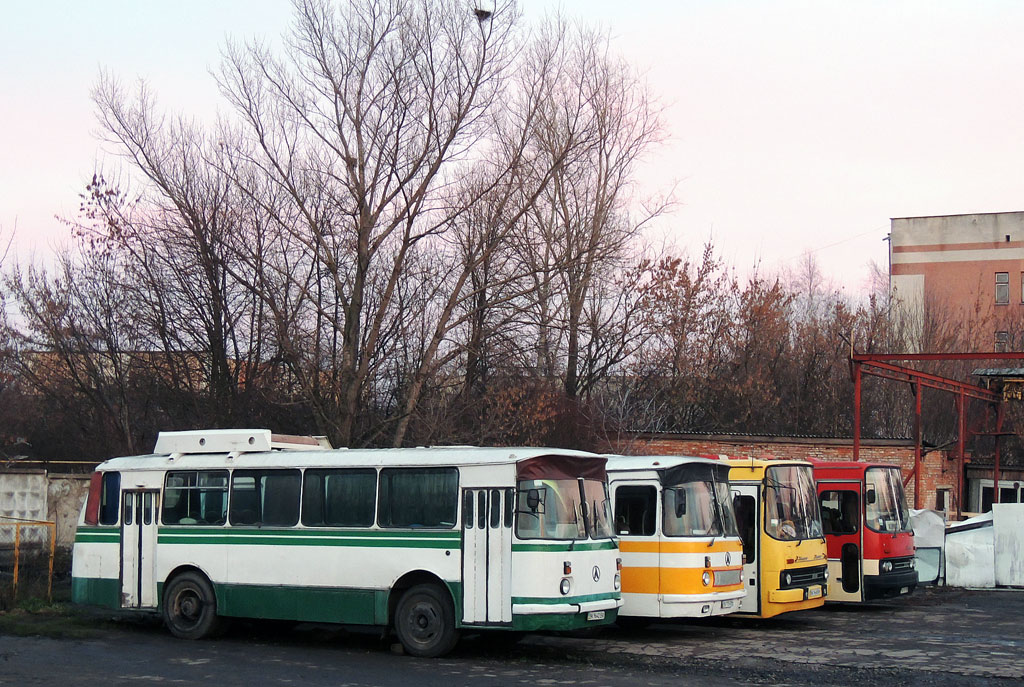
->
[[3, 1, 1024, 293]]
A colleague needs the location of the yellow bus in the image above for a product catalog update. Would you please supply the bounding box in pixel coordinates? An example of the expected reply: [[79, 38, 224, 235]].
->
[[607, 456, 745, 620], [723, 457, 828, 618]]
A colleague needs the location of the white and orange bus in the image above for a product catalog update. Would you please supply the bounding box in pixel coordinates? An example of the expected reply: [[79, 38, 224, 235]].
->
[[607, 456, 745, 620]]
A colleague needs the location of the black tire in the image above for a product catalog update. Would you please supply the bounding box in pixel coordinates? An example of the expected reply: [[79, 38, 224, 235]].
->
[[393, 583, 459, 658], [162, 571, 224, 640]]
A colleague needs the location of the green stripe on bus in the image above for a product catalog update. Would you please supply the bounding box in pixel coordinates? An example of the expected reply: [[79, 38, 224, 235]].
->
[[159, 535, 457, 549], [215, 582, 385, 624], [511, 541, 617, 552], [512, 607, 618, 631], [72, 576, 121, 609], [512, 592, 620, 605], [159, 527, 459, 539], [75, 533, 121, 543]]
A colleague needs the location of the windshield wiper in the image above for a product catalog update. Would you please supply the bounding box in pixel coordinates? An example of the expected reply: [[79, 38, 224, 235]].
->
[[569, 502, 582, 551]]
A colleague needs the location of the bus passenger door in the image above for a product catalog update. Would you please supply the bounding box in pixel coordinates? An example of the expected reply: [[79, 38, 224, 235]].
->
[[819, 485, 862, 602], [120, 490, 160, 609], [461, 488, 513, 625], [733, 486, 760, 614]]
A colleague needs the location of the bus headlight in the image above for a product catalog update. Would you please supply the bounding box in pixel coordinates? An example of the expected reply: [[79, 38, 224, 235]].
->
[[702, 571, 711, 586], [909, 558, 916, 569], [614, 573, 621, 591], [881, 560, 893, 573], [783, 572, 792, 586], [824, 568, 829, 580], [560, 578, 572, 596]]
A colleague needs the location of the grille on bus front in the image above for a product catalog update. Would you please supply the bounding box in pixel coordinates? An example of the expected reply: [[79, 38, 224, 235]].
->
[[713, 569, 742, 587], [888, 557, 915, 573], [779, 564, 827, 590]]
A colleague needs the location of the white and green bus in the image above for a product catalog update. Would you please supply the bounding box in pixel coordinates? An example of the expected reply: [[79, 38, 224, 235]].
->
[[72, 430, 622, 657]]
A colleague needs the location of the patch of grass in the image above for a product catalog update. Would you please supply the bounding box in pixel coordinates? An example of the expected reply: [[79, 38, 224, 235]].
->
[[0, 601, 113, 639]]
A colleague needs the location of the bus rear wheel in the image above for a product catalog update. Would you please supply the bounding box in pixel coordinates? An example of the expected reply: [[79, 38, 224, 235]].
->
[[162, 571, 224, 640], [394, 583, 459, 658]]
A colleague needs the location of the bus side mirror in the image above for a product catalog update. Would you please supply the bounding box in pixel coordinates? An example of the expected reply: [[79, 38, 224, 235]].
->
[[866, 489, 876, 505], [526, 489, 541, 511], [675, 491, 687, 517]]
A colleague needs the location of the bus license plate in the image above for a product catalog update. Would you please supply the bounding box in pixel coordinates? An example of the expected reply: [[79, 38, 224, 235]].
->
[[721, 599, 734, 609], [900, 587, 909, 595], [587, 611, 605, 621], [807, 586, 822, 599]]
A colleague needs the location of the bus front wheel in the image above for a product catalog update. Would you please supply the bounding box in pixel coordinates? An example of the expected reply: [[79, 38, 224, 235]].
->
[[394, 583, 459, 657], [162, 572, 224, 640]]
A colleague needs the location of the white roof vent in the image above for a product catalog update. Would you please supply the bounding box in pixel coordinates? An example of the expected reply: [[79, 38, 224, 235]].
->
[[154, 429, 273, 455]]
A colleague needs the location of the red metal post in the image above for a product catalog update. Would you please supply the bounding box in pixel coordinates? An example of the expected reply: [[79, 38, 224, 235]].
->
[[957, 390, 966, 519], [994, 402, 1005, 505], [913, 381, 922, 510], [853, 361, 862, 462]]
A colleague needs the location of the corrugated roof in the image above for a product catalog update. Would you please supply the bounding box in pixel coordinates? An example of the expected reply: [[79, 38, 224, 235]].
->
[[973, 368, 1024, 377]]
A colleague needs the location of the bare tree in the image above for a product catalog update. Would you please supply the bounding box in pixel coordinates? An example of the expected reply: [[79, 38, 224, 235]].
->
[[86, 76, 263, 427], [5, 249, 145, 454], [519, 23, 666, 398], [215, 0, 523, 446]]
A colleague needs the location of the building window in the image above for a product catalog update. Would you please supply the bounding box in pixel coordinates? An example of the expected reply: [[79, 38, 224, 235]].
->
[[995, 331, 1009, 352], [996, 272, 1009, 304]]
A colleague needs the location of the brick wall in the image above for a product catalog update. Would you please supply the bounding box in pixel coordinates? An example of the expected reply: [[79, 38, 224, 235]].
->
[[606, 434, 957, 512]]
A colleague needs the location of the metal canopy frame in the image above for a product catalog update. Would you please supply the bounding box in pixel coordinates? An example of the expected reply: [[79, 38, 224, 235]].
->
[[850, 351, 1024, 518]]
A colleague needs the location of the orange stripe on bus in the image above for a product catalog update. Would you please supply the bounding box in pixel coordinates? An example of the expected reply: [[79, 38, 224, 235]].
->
[[621, 566, 745, 594]]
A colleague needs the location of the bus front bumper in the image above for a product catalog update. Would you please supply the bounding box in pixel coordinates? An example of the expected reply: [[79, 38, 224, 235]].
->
[[864, 571, 918, 600], [769, 584, 827, 603], [513, 598, 622, 615]]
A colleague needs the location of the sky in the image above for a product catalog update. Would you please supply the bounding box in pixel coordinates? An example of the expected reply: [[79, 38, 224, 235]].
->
[[3, 1, 1024, 294]]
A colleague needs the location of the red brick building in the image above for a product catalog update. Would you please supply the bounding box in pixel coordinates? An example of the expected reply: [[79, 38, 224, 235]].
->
[[888, 211, 1024, 512]]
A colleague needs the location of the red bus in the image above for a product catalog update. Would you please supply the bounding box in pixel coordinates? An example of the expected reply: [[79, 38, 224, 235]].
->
[[810, 460, 917, 602]]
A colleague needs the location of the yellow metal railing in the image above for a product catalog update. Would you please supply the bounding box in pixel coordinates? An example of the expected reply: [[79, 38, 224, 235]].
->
[[1, 516, 57, 601]]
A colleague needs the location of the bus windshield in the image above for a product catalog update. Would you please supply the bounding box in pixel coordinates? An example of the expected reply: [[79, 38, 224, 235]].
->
[[516, 478, 612, 540], [582, 478, 614, 539], [865, 467, 912, 533], [663, 478, 740, 537], [764, 465, 823, 541]]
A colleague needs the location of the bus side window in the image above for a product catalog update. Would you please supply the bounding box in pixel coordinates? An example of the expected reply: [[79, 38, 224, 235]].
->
[[302, 469, 376, 527], [163, 471, 228, 526], [230, 470, 301, 526], [613, 485, 656, 536], [100, 472, 121, 526], [734, 495, 756, 565], [378, 467, 458, 529]]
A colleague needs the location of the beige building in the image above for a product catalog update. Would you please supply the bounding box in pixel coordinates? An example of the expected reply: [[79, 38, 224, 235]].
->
[[890, 211, 1024, 350]]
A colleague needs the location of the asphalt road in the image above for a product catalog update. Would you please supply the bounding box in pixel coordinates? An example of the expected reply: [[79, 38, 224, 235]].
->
[[1, 587, 1022, 686]]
